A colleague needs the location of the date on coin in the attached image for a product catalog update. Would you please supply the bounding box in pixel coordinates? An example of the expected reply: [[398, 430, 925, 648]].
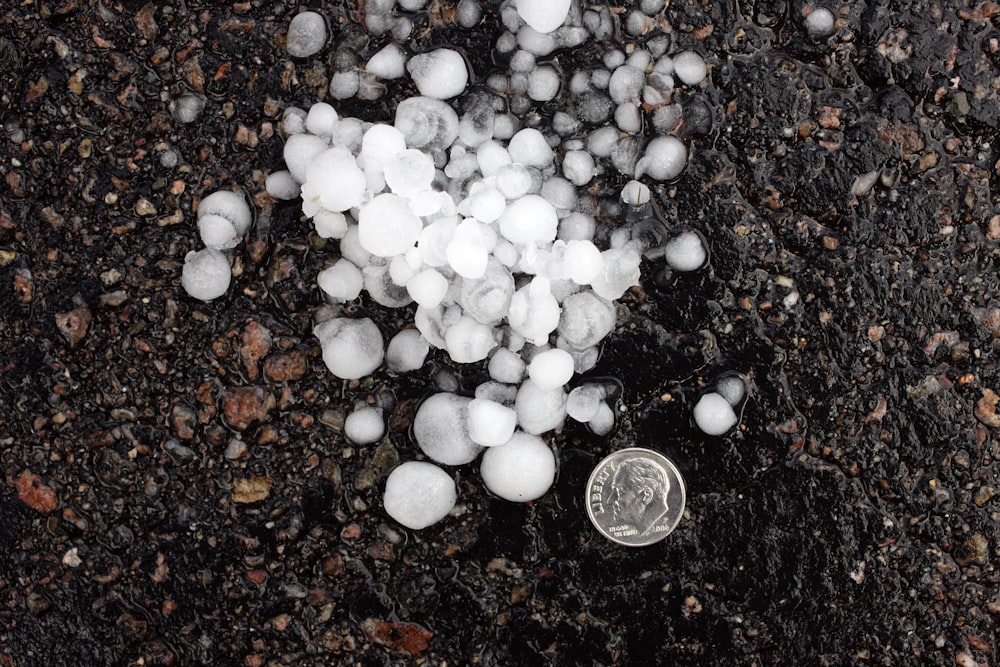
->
[[585, 447, 686, 547]]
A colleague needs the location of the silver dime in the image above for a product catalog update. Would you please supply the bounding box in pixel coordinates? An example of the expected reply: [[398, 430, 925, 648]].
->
[[585, 447, 686, 547]]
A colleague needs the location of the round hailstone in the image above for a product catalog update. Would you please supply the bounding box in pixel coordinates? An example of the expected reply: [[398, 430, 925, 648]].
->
[[467, 398, 518, 447], [265, 170, 300, 201], [566, 384, 606, 422], [344, 406, 385, 445], [198, 214, 242, 250], [446, 220, 492, 279], [286, 11, 327, 58], [488, 347, 526, 384], [358, 193, 423, 257], [588, 401, 616, 436], [508, 277, 561, 346], [460, 258, 515, 324], [634, 136, 687, 181], [406, 48, 469, 100], [314, 317, 384, 380], [514, 379, 567, 435], [480, 432, 556, 502], [383, 462, 457, 529], [197, 190, 252, 248], [304, 102, 338, 137], [563, 240, 603, 285], [803, 7, 836, 39], [413, 393, 483, 465], [527, 348, 576, 391], [386, 329, 430, 372], [361, 124, 408, 168], [562, 150, 596, 186], [672, 50, 707, 86], [317, 259, 364, 302], [394, 97, 461, 151], [693, 391, 739, 435], [406, 268, 448, 308], [527, 66, 561, 101], [302, 147, 367, 213], [181, 248, 231, 301], [515, 0, 571, 33], [507, 128, 554, 167], [557, 291, 616, 349], [663, 231, 708, 272], [283, 133, 328, 183], [384, 148, 436, 198], [366, 43, 407, 79], [715, 374, 747, 407], [498, 195, 559, 246], [445, 315, 497, 363]]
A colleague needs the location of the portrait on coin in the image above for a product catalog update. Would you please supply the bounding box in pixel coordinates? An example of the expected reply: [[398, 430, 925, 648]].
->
[[609, 457, 671, 534]]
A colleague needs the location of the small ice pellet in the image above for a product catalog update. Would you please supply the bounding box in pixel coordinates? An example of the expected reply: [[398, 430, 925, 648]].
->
[[527, 348, 576, 391], [344, 406, 385, 445], [588, 401, 616, 436], [515, 0, 571, 33], [198, 190, 252, 243], [317, 259, 364, 302], [715, 375, 747, 407], [527, 66, 561, 102], [693, 391, 739, 435], [488, 348, 527, 383], [286, 11, 327, 58], [407, 48, 469, 100], [663, 231, 707, 272], [305, 102, 338, 137], [635, 136, 687, 181], [386, 329, 430, 372], [672, 50, 707, 86], [514, 379, 567, 435], [803, 6, 836, 39], [467, 398, 518, 447], [313, 210, 348, 239], [562, 150, 596, 186], [265, 170, 300, 201], [383, 461, 457, 529], [171, 94, 205, 123], [481, 433, 555, 507], [507, 128, 554, 167], [366, 43, 408, 79], [182, 249, 231, 301]]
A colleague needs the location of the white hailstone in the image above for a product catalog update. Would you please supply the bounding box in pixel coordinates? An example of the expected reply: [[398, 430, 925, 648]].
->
[[197, 190, 252, 249], [804, 7, 835, 39], [467, 398, 518, 447], [566, 384, 606, 422], [563, 240, 603, 285], [317, 259, 364, 302], [329, 71, 360, 100], [693, 391, 739, 435], [384, 148, 436, 198], [480, 432, 556, 501], [515, 0, 571, 34], [588, 401, 616, 436], [492, 113, 519, 140], [615, 102, 643, 134], [498, 195, 558, 246], [383, 462, 457, 529], [407, 48, 469, 100], [406, 268, 449, 307], [394, 97, 461, 150], [652, 103, 684, 134], [301, 147, 367, 213], [558, 291, 616, 349], [621, 179, 652, 206], [508, 276, 561, 345], [446, 219, 492, 279], [495, 164, 534, 199], [445, 315, 497, 363], [517, 25, 559, 56], [182, 248, 231, 301], [304, 102, 338, 138], [366, 43, 408, 79], [540, 177, 576, 211], [171, 93, 204, 123], [527, 66, 561, 101], [475, 381, 518, 406], [417, 216, 458, 267], [663, 231, 708, 271], [558, 212, 597, 241], [527, 348, 575, 391], [265, 170, 300, 201], [389, 254, 417, 286], [488, 347, 526, 384], [364, 259, 414, 307], [587, 126, 620, 158], [398, 0, 428, 10], [286, 11, 327, 58], [469, 185, 506, 223], [514, 379, 567, 434], [562, 150, 596, 186], [282, 106, 308, 135], [477, 140, 513, 177], [608, 65, 645, 104], [507, 128, 554, 167], [715, 374, 747, 406], [591, 246, 641, 300], [344, 406, 385, 445], [635, 136, 687, 181], [358, 193, 423, 257], [361, 124, 408, 168], [413, 393, 483, 465], [672, 50, 707, 86], [339, 224, 372, 267], [385, 329, 430, 372], [314, 317, 384, 380], [457, 0, 483, 27]]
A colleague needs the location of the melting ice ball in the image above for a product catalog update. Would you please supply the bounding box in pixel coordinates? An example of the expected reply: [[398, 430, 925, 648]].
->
[[197, 190, 252, 250], [383, 462, 457, 529], [693, 392, 739, 435], [480, 432, 556, 502]]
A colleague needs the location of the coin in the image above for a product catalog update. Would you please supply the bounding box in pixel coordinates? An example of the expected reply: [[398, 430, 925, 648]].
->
[[585, 447, 686, 547]]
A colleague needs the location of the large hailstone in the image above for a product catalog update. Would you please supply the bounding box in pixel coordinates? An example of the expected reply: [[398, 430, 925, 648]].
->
[[383, 462, 457, 529], [406, 49, 469, 100], [413, 393, 483, 465], [480, 432, 556, 502], [313, 317, 384, 380], [197, 190, 252, 250], [182, 248, 231, 301]]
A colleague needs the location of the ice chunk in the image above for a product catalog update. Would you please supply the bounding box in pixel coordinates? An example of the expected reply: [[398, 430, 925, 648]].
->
[[527, 348, 575, 391], [286, 11, 327, 58], [663, 231, 708, 271], [358, 193, 423, 257], [514, 379, 567, 434], [395, 97, 460, 151], [693, 391, 738, 435], [314, 317, 384, 380], [507, 128, 554, 167], [383, 462, 457, 529], [480, 432, 556, 501], [182, 249, 231, 301], [591, 246, 641, 300], [672, 50, 707, 86], [407, 48, 469, 100], [488, 347, 526, 384], [515, 0, 570, 34], [414, 393, 483, 465], [460, 257, 515, 324], [317, 259, 364, 302], [366, 43, 407, 79], [508, 276, 561, 345], [344, 406, 385, 445], [467, 399, 518, 447], [498, 195, 558, 246], [406, 268, 448, 307], [385, 329, 430, 372], [445, 315, 497, 363], [558, 291, 616, 349], [302, 147, 367, 213]]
